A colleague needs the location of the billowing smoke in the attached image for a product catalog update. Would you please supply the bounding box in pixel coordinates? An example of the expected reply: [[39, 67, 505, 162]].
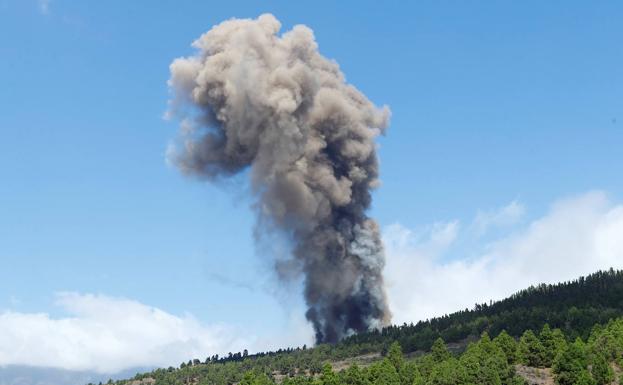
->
[[166, 14, 391, 343]]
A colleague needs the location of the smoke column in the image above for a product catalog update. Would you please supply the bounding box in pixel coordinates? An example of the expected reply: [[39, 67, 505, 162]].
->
[[167, 14, 391, 343]]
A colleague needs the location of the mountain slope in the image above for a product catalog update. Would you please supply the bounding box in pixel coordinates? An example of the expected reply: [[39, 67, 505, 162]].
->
[[111, 269, 623, 385], [345, 268, 623, 351]]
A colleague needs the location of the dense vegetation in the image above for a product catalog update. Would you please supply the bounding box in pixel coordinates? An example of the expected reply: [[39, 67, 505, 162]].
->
[[345, 269, 623, 352], [104, 269, 623, 385]]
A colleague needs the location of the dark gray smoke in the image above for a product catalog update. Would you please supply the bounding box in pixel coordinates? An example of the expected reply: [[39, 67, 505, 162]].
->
[[166, 14, 391, 343]]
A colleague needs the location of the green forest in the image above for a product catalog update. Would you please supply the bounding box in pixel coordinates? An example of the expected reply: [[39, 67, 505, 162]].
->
[[104, 269, 623, 385]]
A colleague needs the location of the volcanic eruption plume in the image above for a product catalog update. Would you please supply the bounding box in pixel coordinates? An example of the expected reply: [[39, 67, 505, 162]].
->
[[166, 14, 391, 343]]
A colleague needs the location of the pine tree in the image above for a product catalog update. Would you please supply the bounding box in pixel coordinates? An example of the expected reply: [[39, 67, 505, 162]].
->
[[460, 333, 507, 385], [553, 338, 590, 385], [427, 358, 467, 385], [431, 338, 451, 363], [551, 328, 568, 357], [320, 363, 340, 385], [576, 370, 597, 385], [539, 324, 557, 366], [590, 354, 613, 385], [387, 342, 404, 371], [342, 364, 367, 385], [517, 330, 546, 367], [368, 359, 400, 385], [398, 362, 423, 385], [493, 330, 518, 364]]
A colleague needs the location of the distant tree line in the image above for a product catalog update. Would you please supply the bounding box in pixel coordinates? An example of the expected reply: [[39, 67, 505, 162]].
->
[[344, 268, 623, 352]]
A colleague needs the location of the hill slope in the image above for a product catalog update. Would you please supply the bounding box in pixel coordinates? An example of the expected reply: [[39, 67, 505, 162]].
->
[[109, 269, 623, 385], [344, 269, 623, 351]]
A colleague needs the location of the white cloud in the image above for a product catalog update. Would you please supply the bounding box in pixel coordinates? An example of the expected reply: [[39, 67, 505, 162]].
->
[[384, 191, 623, 324], [0, 293, 312, 373], [38, 0, 51, 14], [471, 200, 525, 236]]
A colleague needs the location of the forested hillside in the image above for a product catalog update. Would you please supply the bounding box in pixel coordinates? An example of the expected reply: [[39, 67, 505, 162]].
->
[[345, 269, 623, 352], [106, 269, 623, 385]]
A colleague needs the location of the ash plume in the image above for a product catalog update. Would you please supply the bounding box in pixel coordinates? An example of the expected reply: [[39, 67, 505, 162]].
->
[[166, 14, 391, 343]]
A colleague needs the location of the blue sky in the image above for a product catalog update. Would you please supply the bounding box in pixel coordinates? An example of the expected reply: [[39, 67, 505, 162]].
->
[[0, 0, 622, 374]]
